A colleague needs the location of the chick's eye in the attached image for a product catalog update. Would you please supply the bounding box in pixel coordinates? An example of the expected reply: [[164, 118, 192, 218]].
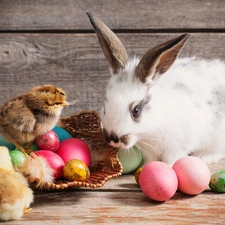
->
[[54, 102, 61, 105], [132, 105, 141, 119]]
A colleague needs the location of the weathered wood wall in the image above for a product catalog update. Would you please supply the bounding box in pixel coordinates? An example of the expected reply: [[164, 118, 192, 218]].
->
[[0, 0, 224, 117]]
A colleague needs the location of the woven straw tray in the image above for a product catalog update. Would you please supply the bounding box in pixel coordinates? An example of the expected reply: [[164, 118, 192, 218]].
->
[[25, 110, 122, 191]]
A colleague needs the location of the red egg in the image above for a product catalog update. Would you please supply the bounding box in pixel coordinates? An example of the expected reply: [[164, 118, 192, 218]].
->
[[35, 130, 60, 152], [56, 138, 91, 166], [139, 161, 178, 201], [172, 156, 211, 195], [35, 150, 65, 179]]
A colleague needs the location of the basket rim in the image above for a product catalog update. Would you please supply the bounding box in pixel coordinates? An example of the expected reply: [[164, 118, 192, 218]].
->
[[25, 110, 123, 191]]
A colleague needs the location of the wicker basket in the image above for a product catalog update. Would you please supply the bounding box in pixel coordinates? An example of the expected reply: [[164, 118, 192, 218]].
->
[[25, 110, 122, 191]]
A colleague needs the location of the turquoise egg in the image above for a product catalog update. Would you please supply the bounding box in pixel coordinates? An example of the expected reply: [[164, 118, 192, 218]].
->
[[209, 170, 225, 193], [53, 126, 72, 142], [0, 135, 15, 150], [118, 145, 143, 174]]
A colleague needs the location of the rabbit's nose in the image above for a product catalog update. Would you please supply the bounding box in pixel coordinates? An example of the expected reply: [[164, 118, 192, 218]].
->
[[102, 129, 130, 149], [102, 128, 119, 144]]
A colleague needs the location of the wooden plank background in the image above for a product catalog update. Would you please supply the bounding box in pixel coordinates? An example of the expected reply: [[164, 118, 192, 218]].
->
[[0, 0, 224, 30], [0, 0, 224, 118]]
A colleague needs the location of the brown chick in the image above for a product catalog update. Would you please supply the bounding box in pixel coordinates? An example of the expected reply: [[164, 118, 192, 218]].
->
[[0, 84, 69, 154], [0, 146, 33, 221]]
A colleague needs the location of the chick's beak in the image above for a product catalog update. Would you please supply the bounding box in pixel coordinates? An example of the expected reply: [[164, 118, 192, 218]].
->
[[62, 101, 70, 106]]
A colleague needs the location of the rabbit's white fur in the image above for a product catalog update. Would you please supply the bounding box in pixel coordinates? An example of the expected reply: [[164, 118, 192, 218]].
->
[[102, 56, 225, 165], [87, 12, 225, 166]]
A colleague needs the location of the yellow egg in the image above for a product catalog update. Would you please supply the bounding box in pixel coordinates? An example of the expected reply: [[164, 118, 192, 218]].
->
[[135, 166, 144, 185], [63, 159, 90, 181]]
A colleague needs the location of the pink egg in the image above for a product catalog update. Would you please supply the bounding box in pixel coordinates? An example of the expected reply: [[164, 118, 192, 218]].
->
[[139, 161, 178, 201], [172, 156, 210, 195], [35, 150, 65, 179], [35, 130, 60, 152], [56, 138, 91, 166]]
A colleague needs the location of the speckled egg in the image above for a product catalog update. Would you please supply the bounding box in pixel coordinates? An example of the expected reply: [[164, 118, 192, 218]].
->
[[209, 170, 225, 193], [63, 159, 90, 182], [139, 161, 178, 201], [173, 156, 211, 195], [35, 130, 60, 152]]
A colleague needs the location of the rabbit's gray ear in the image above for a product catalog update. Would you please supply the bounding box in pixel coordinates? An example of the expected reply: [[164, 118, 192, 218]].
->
[[136, 34, 190, 83], [86, 11, 128, 74]]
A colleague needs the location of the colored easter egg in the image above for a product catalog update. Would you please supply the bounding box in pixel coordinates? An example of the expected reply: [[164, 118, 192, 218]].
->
[[28, 142, 39, 151], [173, 156, 211, 195], [9, 150, 26, 167], [35, 150, 65, 179], [139, 161, 178, 201], [53, 126, 72, 142], [118, 145, 143, 174], [0, 135, 15, 150], [35, 130, 60, 152], [63, 159, 90, 181], [135, 166, 144, 185], [56, 138, 91, 166], [21, 142, 39, 151], [209, 170, 225, 193]]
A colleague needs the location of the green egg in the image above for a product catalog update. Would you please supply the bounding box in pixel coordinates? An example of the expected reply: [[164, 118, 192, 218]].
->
[[9, 150, 26, 167], [29, 142, 39, 150], [209, 170, 225, 193], [118, 145, 143, 174], [21, 142, 39, 151]]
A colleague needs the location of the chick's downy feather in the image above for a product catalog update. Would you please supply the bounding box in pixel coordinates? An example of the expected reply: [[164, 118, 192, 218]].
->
[[0, 84, 69, 152], [0, 146, 33, 221]]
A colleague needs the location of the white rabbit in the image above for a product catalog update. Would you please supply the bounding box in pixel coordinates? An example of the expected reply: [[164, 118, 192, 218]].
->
[[87, 12, 225, 166]]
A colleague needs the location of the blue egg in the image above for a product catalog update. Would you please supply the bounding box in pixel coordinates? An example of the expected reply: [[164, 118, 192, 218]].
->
[[53, 126, 72, 142], [0, 135, 15, 150]]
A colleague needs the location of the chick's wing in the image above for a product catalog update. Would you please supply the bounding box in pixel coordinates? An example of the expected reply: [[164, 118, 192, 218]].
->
[[2, 99, 36, 133]]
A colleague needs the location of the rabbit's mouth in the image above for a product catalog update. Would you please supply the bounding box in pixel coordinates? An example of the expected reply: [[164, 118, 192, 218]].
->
[[102, 128, 138, 149], [103, 128, 130, 147]]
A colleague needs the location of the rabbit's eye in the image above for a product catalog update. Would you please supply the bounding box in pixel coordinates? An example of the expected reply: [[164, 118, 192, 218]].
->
[[132, 105, 141, 119]]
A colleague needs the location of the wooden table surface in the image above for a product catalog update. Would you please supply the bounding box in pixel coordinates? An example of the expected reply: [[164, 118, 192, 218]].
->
[[4, 158, 225, 225]]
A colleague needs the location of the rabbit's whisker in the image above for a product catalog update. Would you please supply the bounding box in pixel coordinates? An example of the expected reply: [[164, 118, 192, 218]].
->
[[136, 141, 161, 163]]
